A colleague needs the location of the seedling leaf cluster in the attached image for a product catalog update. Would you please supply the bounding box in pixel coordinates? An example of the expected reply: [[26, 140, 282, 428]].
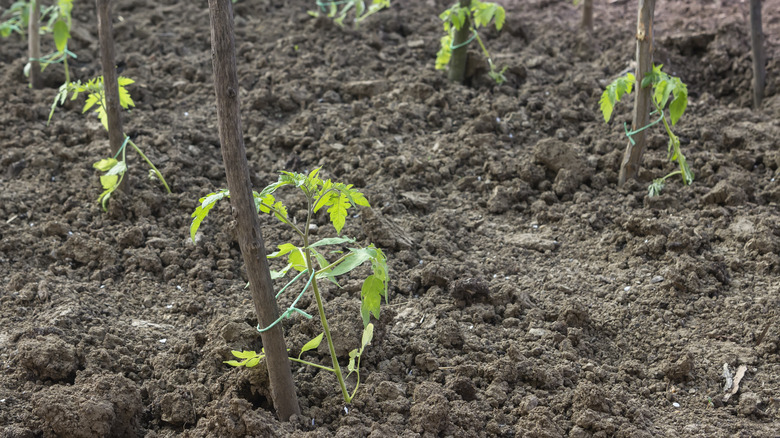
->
[[191, 169, 388, 404], [48, 75, 170, 209], [308, 0, 390, 28], [601, 64, 693, 196], [436, 0, 507, 83]]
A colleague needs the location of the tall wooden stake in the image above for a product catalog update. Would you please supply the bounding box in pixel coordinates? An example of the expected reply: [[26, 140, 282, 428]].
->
[[448, 0, 472, 83], [618, 0, 655, 187], [207, 0, 300, 421], [749, 0, 765, 108], [581, 0, 593, 33], [28, 0, 42, 89], [95, 0, 128, 193]]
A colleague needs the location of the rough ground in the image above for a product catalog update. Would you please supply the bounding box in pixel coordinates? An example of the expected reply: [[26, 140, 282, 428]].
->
[[1, 0, 779, 436]]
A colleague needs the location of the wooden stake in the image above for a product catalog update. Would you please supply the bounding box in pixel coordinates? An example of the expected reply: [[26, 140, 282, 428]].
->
[[618, 0, 655, 187], [28, 0, 42, 89], [448, 0, 472, 83], [749, 0, 765, 109], [95, 0, 127, 195], [581, 0, 593, 33], [207, 0, 300, 421]]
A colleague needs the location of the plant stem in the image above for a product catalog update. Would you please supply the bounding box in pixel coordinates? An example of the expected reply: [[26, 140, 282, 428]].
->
[[303, 231, 351, 404], [63, 53, 70, 85], [127, 138, 171, 193], [289, 357, 335, 373]]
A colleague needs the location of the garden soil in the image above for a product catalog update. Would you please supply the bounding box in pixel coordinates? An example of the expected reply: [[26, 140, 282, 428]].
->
[[1, 0, 779, 436]]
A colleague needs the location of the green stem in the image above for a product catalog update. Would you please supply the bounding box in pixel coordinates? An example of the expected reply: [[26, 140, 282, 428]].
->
[[127, 138, 171, 193], [303, 230, 351, 404], [289, 357, 335, 373], [63, 53, 70, 85]]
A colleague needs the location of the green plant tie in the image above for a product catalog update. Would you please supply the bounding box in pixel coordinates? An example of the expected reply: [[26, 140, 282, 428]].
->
[[449, 30, 477, 50], [113, 136, 131, 159], [257, 270, 315, 333], [623, 111, 663, 145]]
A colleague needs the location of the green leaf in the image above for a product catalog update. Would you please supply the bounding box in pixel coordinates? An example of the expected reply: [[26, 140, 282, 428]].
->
[[117, 77, 136, 109], [361, 275, 384, 326], [224, 360, 245, 367], [308, 236, 356, 249], [231, 350, 258, 359], [190, 190, 229, 242], [270, 264, 293, 280], [288, 248, 307, 272], [104, 160, 126, 176], [245, 356, 261, 367], [327, 193, 351, 234], [600, 73, 635, 123], [100, 174, 118, 190], [93, 158, 118, 172], [348, 349, 358, 373], [327, 247, 374, 278], [668, 82, 688, 125], [494, 6, 505, 30], [299, 332, 324, 359], [267, 243, 298, 259], [436, 35, 452, 70], [473, 3, 497, 28], [361, 322, 374, 349], [52, 19, 69, 53]]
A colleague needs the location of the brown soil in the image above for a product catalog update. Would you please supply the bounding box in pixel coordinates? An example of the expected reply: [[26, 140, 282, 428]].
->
[[1, 0, 779, 437]]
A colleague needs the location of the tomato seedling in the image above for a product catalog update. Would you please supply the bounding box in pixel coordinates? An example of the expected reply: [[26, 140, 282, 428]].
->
[[308, 0, 390, 28], [0, 1, 29, 37], [48, 76, 171, 210], [600, 64, 693, 196], [191, 169, 388, 404], [30, 0, 75, 84], [436, 0, 506, 84]]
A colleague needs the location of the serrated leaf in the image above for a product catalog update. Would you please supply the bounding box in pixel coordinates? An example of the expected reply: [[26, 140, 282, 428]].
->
[[327, 193, 350, 234], [494, 6, 505, 30], [313, 191, 332, 213], [245, 356, 261, 367], [190, 190, 229, 242], [361, 275, 384, 327], [299, 332, 324, 358], [82, 94, 99, 113], [600, 73, 635, 123], [436, 35, 452, 70], [231, 350, 258, 359], [474, 3, 497, 28]]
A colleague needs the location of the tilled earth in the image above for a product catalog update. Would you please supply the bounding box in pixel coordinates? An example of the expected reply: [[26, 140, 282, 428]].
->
[[1, 0, 779, 436]]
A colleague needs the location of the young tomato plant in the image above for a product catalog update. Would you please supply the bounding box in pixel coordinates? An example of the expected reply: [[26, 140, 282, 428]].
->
[[600, 64, 693, 196], [436, 0, 506, 84], [48, 76, 171, 209], [0, 1, 29, 37], [191, 169, 388, 404], [32, 0, 75, 84], [308, 0, 390, 28]]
